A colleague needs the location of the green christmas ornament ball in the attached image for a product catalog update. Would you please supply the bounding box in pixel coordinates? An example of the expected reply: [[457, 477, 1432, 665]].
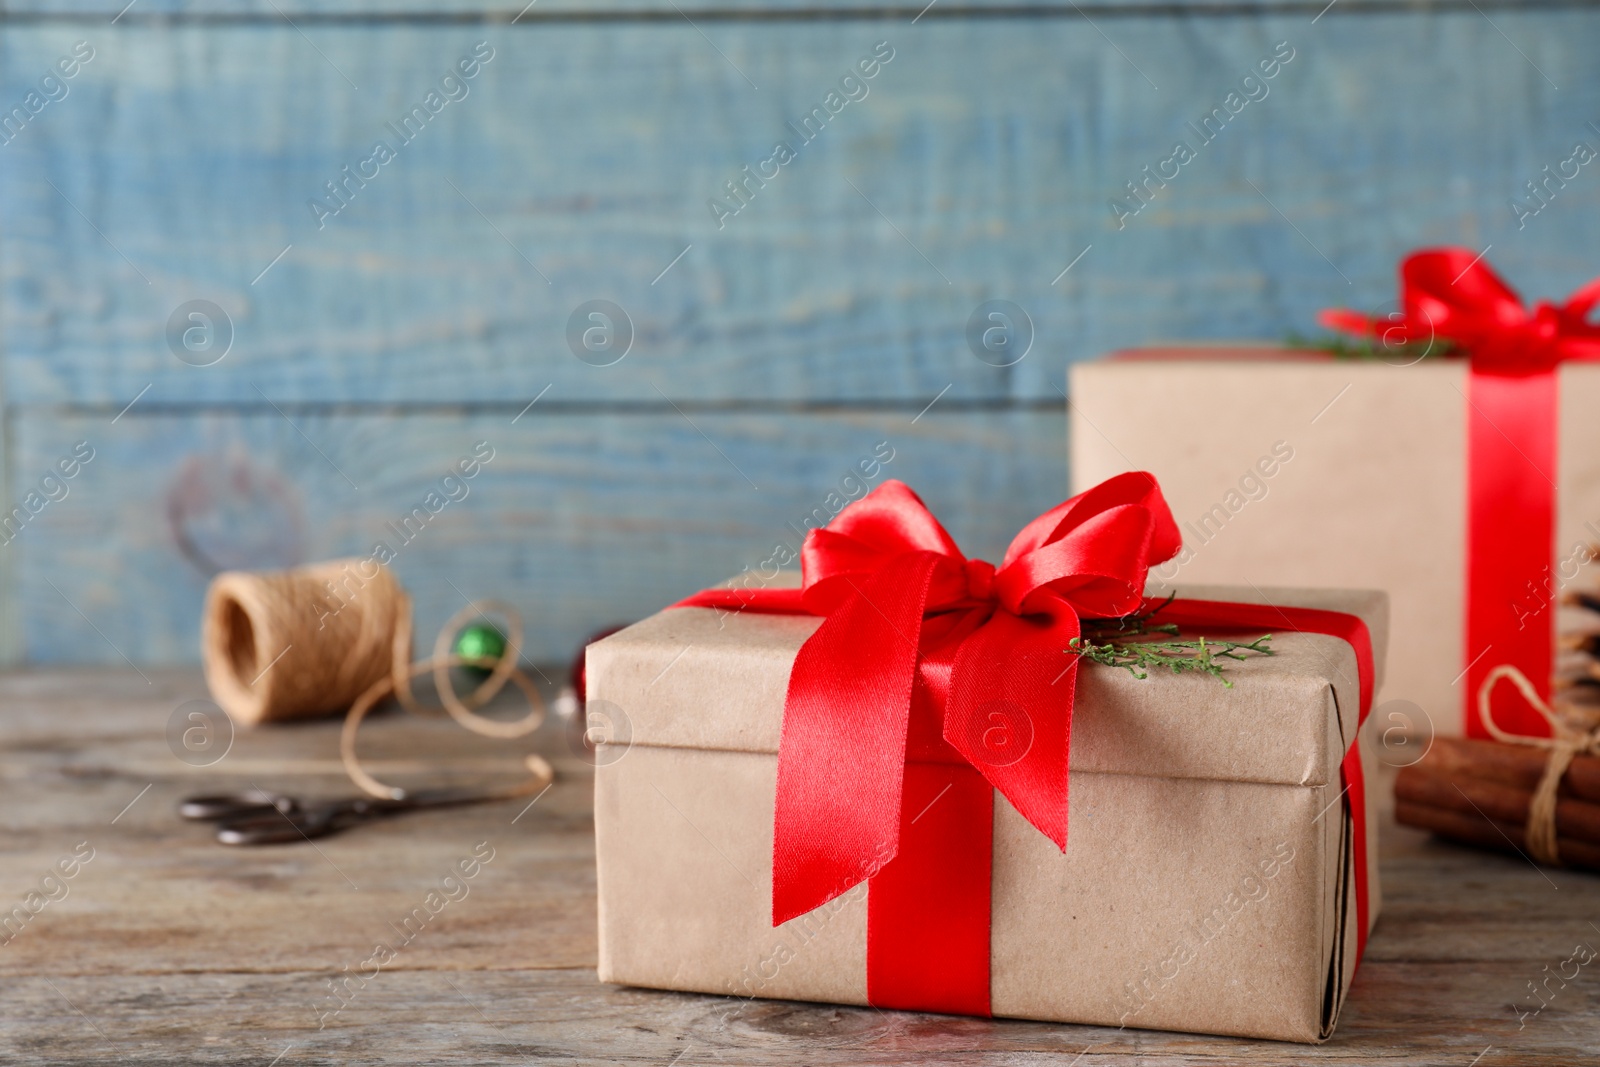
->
[[454, 622, 508, 676]]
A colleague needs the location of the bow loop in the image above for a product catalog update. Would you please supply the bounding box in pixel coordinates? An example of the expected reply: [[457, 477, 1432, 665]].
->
[[1403, 248, 1528, 336], [799, 482, 971, 615], [1560, 276, 1600, 324], [993, 471, 1181, 618], [999, 470, 1180, 566], [813, 480, 963, 559]]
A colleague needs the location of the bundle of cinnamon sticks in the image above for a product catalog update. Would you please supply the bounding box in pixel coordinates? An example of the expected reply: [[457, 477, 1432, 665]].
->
[[1395, 737, 1600, 870]]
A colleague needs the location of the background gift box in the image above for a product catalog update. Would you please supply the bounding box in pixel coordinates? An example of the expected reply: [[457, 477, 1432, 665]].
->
[[1070, 289, 1600, 743]]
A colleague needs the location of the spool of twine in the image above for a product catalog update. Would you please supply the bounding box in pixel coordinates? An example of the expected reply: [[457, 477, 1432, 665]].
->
[[202, 559, 413, 727], [201, 560, 550, 802]]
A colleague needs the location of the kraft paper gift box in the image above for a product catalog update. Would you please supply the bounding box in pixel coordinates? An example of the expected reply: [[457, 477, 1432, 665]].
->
[[588, 573, 1386, 1043], [1071, 349, 1600, 740], [1071, 249, 1600, 741]]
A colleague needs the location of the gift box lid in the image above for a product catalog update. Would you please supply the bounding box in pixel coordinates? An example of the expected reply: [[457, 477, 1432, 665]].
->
[[587, 578, 1388, 789]]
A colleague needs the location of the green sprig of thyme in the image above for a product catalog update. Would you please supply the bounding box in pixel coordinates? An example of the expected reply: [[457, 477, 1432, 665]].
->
[[1068, 593, 1274, 687], [1068, 634, 1275, 687]]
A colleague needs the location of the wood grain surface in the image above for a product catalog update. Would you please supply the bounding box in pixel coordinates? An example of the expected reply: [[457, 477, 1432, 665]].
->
[[2, 2, 1598, 672], [4, 1, 1570, 21], [7, 407, 1060, 664], [3, 12, 1595, 407], [1, 668, 1597, 1064]]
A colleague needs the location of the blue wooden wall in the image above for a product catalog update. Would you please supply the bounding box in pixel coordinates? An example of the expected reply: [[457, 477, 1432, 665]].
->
[[2, 1, 1597, 665]]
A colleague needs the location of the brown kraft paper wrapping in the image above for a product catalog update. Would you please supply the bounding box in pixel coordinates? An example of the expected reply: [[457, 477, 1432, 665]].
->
[[1069, 350, 1600, 737], [588, 577, 1386, 1043]]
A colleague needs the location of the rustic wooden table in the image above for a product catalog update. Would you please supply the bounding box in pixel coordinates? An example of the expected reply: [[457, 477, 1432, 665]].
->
[[1, 668, 1595, 1065]]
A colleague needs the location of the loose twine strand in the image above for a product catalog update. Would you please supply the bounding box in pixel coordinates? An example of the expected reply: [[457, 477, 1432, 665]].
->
[[1477, 664, 1600, 866], [202, 560, 552, 802]]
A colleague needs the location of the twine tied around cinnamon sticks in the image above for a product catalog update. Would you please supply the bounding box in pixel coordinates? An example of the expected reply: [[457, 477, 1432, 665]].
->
[[1477, 664, 1600, 866], [201, 560, 552, 802]]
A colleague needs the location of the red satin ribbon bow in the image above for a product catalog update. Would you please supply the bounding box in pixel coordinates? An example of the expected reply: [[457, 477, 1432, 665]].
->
[[770, 472, 1181, 921], [676, 473, 1376, 1015], [1319, 248, 1600, 370], [1322, 249, 1600, 737]]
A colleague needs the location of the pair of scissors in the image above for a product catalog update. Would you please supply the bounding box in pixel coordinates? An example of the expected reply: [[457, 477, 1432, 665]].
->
[[179, 777, 543, 845]]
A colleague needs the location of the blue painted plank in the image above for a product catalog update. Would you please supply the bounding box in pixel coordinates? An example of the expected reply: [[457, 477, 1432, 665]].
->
[[1, 11, 1595, 407], [0, 2, 1447, 17], [8, 407, 1066, 665]]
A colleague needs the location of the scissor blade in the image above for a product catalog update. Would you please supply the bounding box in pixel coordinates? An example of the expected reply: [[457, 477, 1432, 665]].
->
[[216, 818, 315, 846]]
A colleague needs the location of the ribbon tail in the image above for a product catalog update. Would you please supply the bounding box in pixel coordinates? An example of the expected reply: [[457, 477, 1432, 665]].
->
[[1317, 308, 1379, 338], [771, 552, 942, 925], [942, 606, 1081, 850], [1341, 742, 1370, 969]]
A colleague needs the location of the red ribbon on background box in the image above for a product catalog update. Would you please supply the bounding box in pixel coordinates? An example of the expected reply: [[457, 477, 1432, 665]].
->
[[1322, 250, 1600, 740], [676, 473, 1374, 1016]]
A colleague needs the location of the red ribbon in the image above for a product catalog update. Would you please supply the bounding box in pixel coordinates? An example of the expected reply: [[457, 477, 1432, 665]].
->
[[1322, 250, 1600, 739], [676, 474, 1375, 1013]]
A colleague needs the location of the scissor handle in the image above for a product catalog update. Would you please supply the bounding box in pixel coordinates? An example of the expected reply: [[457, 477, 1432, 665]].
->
[[213, 813, 311, 846], [213, 809, 352, 845], [178, 791, 298, 822]]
